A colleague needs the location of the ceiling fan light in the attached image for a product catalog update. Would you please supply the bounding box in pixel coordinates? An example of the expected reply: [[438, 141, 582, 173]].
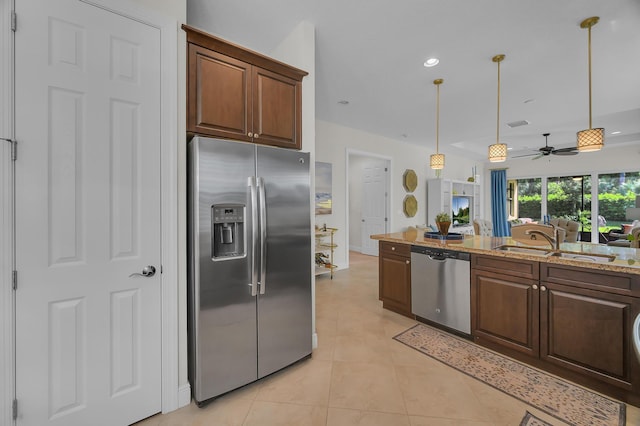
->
[[430, 153, 445, 169], [488, 143, 507, 162], [577, 128, 604, 152]]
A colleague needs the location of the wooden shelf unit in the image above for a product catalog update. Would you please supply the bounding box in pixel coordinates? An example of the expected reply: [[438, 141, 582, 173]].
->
[[315, 228, 337, 279]]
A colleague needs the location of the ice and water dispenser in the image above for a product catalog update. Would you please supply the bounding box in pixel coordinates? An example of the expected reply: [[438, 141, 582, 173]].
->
[[212, 204, 245, 259]]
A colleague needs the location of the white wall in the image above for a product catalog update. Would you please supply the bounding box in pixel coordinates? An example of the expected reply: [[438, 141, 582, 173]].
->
[[316, 119, 478, 268]]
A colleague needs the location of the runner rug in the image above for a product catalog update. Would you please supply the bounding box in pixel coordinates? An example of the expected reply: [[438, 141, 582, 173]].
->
[[520, 411, 553, 426], [393, 324, 625, 426]]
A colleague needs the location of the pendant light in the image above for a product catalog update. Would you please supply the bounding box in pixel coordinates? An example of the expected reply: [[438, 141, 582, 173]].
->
[[488, 54, 507, 162], [576, 16, 604, 152], [430, 79, 445, 170]]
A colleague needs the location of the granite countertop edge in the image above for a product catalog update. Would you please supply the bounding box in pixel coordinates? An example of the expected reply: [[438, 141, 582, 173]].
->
[[371, 232, 640, 274]]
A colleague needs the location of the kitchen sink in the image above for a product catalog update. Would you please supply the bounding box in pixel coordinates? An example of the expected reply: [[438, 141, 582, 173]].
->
[[494, 245, 551, 255], [494, 245, 617, 263], [547, 251, 616, 263]]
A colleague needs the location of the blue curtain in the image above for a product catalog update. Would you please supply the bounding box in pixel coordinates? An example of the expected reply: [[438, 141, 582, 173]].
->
[[491, 169, 511, 237]]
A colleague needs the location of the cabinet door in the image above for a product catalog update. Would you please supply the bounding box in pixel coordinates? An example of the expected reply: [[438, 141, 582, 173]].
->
[[540, 282, 640, 391], [252, 66, 302, 150], [472, 270, 539, 357], [187, 44, 252, 141], [379, 252, 412, 318]]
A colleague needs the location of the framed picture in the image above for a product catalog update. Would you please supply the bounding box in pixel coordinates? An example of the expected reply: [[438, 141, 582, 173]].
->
[[315, 162, 332, 215]]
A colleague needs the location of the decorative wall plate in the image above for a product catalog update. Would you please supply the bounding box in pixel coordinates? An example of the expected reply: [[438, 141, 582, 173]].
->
[[403, 169, 418, 192], [403, 195, 418, 217]]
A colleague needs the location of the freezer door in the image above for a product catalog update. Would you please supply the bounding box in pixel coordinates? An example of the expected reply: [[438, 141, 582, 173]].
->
[[188, 137, 258, 402], [256, 146, 312, 378]]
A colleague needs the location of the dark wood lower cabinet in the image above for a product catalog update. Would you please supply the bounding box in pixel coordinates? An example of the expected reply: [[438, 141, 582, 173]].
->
[[472, 269, 539, 357], [541, 282, 640, 391], [472, 254, 640, 405], [379, 241, 413, 318]]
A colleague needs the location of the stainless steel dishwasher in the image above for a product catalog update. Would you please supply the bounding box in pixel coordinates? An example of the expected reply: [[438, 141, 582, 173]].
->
[[411, 246, 471, 335]]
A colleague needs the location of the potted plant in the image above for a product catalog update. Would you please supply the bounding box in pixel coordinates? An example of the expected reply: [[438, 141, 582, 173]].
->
[[435, 212, 452, 236]]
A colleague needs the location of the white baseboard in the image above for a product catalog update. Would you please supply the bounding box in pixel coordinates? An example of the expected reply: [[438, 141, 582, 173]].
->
[[312, 332, 318, 349], [177, 384, 191, 409], [349, 244, 362, 252]]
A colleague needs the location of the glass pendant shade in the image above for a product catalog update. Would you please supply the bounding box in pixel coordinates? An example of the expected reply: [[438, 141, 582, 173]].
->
[[577, 128, 604, 152], [430, 153, 445, 169], [488, 143, 507, 162]]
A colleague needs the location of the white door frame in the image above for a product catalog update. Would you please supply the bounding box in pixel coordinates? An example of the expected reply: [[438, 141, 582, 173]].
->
[[0, 1, 182, 423], [345, 148, 392, 260]]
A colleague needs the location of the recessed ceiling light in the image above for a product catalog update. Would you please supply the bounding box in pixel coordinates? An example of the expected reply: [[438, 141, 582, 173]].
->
[[507, 147, 513, 150], [337, 100, 349, 105], [611, 131, 621, 135], [424, 58, 439, 67]]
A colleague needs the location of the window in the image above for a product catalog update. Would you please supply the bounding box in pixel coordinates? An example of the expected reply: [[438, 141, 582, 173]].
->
[[547, 175, 591, 231], [514, 178, 542, 222], [597, 172, 640, 232]]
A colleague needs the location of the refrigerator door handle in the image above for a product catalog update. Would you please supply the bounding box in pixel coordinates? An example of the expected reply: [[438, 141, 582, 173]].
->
[[258, 177, 267, 294], [249, 176, 258, 297]]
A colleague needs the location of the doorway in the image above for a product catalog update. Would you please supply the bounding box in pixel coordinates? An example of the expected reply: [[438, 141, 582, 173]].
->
[[347, 151, 391, 257]]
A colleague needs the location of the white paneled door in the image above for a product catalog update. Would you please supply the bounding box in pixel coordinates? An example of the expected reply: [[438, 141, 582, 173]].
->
[[14, 1, 162, 424], [361, 159, 388, 256]]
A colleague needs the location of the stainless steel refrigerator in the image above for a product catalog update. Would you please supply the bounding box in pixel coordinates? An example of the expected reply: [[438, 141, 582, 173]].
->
[[187, 136, 312, 404]]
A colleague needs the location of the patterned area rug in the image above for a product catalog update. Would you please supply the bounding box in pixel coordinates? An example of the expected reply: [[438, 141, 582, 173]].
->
[[520, 411, 552, 426], [394, 324, 625, 426]]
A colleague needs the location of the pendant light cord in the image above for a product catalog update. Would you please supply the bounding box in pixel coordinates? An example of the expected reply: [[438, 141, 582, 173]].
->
[[436, 83, 440, 154], [496, 59, 501, 144], [588, 24, 592, 129]]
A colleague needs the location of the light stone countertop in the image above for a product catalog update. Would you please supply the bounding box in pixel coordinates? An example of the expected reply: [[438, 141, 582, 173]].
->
[[371, 230, 640, 275]]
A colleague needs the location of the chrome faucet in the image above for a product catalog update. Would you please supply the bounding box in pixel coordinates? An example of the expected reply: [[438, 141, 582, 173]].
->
[[525, 228, 561, 251]]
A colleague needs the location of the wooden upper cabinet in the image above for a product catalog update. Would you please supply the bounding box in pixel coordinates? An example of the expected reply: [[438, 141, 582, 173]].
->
[[184, 25, 307, 150], [188, 45, 251, 142]]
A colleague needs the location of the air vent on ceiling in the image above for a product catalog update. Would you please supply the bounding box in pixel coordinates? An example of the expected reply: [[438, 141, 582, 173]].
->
[[507, 120, 530, 128]]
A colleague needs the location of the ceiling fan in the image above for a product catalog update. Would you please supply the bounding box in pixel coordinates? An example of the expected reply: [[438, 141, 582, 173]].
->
[[513, 133, 579, 160]]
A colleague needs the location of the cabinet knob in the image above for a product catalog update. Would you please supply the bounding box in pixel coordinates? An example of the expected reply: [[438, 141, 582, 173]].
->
[[391, 247, 395, 251], [248, 132, 253, 137], [532, 284, 538, 290], [541, 286, 547, 292], [405, 260, 410, 264], [254, 133, 259, 139]]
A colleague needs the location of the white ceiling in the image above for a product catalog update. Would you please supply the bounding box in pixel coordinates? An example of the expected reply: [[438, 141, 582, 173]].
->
[[187, 0, 640, 161]]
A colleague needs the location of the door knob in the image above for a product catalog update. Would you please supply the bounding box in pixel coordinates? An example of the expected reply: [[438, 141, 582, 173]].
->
[[129, 265, 156, 278]]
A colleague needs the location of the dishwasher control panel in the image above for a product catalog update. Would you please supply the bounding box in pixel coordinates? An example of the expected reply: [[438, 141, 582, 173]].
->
[[411, 245, 470, 261]]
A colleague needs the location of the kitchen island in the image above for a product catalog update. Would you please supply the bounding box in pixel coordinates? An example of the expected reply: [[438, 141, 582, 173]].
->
[[371, 229, 640, 406]]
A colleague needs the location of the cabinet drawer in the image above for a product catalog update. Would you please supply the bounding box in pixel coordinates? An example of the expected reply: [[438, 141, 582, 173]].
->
[[471, 254, 539, 280], [541, 263, 640, 297], [379, 241, 410, 257]]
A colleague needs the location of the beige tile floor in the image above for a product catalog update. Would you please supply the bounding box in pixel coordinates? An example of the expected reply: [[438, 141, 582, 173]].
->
[[138, 251, 640, 426]]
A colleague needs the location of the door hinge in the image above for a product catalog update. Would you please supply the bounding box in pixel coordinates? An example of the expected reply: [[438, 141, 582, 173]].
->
[[11, 11, 17, 32], [2, 138, 17, 161], [12, 270, 17, 290], [12, 399, 17, 420], [384, 217, 388, 222], [384, 167, 388, 172]]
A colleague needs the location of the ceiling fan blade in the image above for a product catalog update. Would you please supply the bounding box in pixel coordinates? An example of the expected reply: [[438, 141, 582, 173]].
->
[[552, 148, 579, 156], [532, 153, 544, 160], [512, 152, 539, 158]]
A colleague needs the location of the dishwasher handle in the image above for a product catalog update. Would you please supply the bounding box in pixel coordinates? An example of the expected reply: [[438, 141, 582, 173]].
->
[[427, 255, 447, 262]]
